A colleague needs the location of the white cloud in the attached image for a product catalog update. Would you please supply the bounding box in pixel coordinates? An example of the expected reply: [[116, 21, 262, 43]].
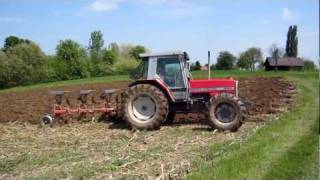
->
[[282, 7, 293, 21], [88, 0, 211, 17], [90, 0, 125, 12]]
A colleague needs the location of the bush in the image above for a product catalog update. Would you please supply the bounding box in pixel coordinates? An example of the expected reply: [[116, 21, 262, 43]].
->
[[6, 55, 34, 87], [56, 40, 90, 79], [0, 52, 9, 88], [90, 61, 115, 77], [114, 58, 139, 75], [303, 59, 317, 71]]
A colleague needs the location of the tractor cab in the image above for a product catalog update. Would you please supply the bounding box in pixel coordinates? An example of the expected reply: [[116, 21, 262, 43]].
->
[[136, 51, 191, 101]]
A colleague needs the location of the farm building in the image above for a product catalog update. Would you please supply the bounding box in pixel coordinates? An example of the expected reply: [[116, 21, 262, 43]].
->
[[264, 57, 304, 71], [200, 65, 209, 71]]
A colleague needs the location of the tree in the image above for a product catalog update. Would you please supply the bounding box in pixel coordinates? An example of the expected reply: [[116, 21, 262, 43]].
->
[[57, 40, 86, 62], [89, 31, 104, 62], [6, 42, 47, 82], [237, 52, 250, 70], [108, 42, 120, 56], [0, 52, 9, 88], [8, 42, 45, 67], [216, 51, 236, 70], [56, 39, 89, 78], [302, 59, 317, 71], [244, 47, 263, 72], [269, 44, 285, 58], [129, 45, 146, 59], [3, 36, 30, 52], [285, 25, 298, 57], [269, 44, 284, 71], [102, 49, 117, 65], [190, 61, 201, 71]]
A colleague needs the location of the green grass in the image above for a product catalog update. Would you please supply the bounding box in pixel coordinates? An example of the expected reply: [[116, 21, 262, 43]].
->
[[188, 71, 319, 180], [0, 75, 129, 93]]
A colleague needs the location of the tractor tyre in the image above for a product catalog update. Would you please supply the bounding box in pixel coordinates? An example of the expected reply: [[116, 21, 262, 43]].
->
[[121, 84, 168, 130], [164, 109, 176, 124], [206, 93, 245, 132]]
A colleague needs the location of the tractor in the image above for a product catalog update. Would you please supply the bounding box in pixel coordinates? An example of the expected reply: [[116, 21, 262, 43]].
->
[[43, 51, 247, 131]]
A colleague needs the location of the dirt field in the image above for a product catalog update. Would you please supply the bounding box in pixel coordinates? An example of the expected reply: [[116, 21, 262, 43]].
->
[[0, 77, 296, 124], [0, 77, 297, 179]]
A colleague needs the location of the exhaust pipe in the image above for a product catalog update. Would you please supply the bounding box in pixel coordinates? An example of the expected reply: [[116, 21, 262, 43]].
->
[[208, 51, 211, 79], [41, 114, 54, 125]]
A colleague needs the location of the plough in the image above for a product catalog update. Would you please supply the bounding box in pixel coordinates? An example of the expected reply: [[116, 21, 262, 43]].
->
[[42, 89, 119, 125]]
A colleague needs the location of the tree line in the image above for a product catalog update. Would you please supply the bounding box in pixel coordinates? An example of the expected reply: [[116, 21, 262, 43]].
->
[[190, 47, 265, 71], [191, 25, 316, 71], [0, 31, 146, 89]]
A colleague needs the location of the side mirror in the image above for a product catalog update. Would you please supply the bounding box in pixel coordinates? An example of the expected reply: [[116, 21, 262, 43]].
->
[[184, 52, 190, 60]]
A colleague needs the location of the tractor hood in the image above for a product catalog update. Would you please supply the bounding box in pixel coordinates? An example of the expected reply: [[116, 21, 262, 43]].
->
[[189, 78, 238, 97]]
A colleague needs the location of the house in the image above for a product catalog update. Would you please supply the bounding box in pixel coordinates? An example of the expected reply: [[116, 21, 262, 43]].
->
[[264, 57, 304, 71], [200, 65, 209, 71]]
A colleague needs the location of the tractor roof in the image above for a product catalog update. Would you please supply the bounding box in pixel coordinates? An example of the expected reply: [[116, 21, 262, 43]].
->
[[139, 51, 189, 60]]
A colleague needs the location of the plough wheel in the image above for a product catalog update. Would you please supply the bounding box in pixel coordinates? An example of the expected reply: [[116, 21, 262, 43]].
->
[[121, 84, 168, 130]]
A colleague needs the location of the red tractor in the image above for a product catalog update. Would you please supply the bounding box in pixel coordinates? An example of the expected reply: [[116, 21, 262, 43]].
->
[[43, 51, 247, 131]]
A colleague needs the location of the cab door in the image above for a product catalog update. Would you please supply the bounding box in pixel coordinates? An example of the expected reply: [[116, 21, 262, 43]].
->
[[155, 56, 188, 101]]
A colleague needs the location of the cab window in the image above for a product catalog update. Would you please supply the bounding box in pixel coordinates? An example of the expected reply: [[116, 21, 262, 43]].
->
[[156, 58, 184, 88]]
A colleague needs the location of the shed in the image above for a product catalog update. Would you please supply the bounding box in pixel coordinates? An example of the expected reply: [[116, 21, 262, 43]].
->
[[264, 57, 304, 71]]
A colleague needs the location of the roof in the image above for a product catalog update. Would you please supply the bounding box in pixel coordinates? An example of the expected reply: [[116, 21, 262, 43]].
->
[[265, 57, 304, 67], [139, 51, 186, 58]]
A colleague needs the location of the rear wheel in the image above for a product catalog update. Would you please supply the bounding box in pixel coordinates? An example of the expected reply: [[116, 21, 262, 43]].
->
[[207, 94, 244, 131], [164, 109, 176, 124], [122, 84, 168, 130]]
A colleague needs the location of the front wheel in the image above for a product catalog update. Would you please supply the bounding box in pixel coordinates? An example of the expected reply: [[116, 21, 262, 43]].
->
[[206, 94, 244, 132]]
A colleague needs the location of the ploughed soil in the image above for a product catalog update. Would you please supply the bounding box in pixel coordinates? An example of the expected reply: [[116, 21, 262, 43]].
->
[[0, 77, 297, 179], [0, 77, 296, 124]]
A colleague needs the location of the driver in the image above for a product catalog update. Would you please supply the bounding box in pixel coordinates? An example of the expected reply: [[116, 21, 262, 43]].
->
[[156, 61, 175, 86]]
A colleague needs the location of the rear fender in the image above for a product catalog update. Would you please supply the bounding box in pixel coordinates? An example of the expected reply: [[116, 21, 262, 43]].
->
[[129, 79, 175, 102]]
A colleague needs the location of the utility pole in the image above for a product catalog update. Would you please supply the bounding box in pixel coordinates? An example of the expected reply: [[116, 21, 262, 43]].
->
[[208, 51, 211, 79]]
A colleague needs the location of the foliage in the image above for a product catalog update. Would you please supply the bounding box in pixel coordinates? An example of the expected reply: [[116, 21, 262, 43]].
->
[[129, 45, 146, 59], [89, 31, 104, 62], [108, 42, 120, 56], [285, 25, 298, 57], [114, 57, 139, 75], [102, 49, 117, 65], [190, 61, 201, 71], [237, 52, 250, 70], [246, 47, 263, 71], [216, 51, 236, 70], [56, 39, 89, 79], [269, 44, 285, 59], [0, 33, 148, 89], [302, 59, 317, 71], [3, 36, 31, 52], [0, 41, 49, 88]]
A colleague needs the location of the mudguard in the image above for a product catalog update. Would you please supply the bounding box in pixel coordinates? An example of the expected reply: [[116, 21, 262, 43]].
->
[[129, 79, 175, 102]]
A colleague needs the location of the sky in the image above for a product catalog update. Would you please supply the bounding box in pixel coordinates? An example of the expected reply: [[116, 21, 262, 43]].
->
[[0, 0, 318, 64]]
